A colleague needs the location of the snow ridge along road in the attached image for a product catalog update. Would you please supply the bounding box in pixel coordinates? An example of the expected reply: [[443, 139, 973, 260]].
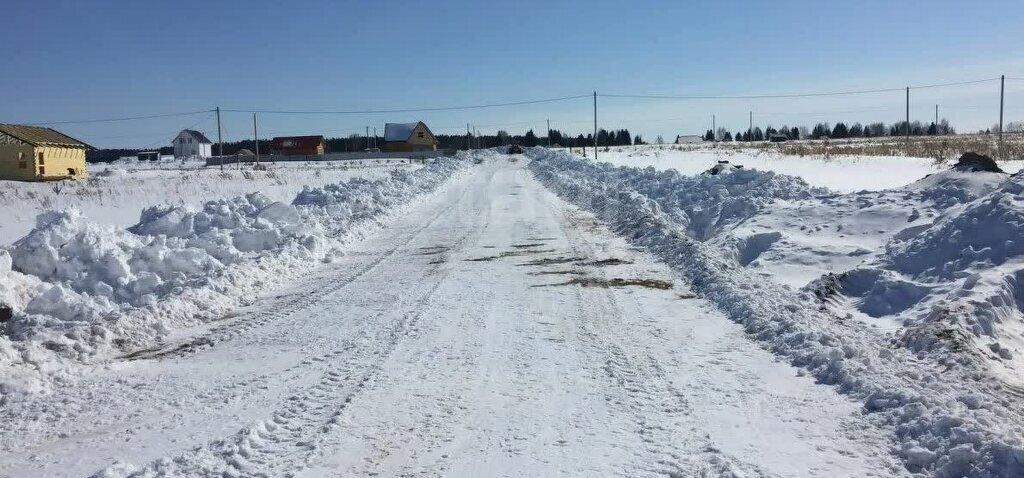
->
[[2, 156, 907, 477]]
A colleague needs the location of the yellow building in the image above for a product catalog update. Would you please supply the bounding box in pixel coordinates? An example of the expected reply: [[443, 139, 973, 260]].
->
[[0, 123, 90, 181], [383, 122, 438, 152]]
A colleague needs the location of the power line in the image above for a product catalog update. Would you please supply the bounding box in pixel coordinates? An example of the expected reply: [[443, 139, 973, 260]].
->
[[599, 78, 1001, 100], [221, 94, 591, 115], [15, 76, 1016, 128], [24, 109, 215, 126]]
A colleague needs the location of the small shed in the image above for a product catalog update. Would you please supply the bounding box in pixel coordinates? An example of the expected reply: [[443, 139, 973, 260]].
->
[[674, 135, 704, 144], [0, 123, 91, 181], [383, 122, 438, 152], [136, 151, 160, 161], [271, 136, 325, 156]]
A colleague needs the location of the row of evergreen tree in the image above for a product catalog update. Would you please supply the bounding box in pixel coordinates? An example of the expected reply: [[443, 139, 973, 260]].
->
[[701, 119, 955, 142], [434, 128, 642, 149]]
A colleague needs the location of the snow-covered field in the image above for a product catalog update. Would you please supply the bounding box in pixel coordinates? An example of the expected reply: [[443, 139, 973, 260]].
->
[[592, 144, 1024, 192], [1, 146, 1023, 477], [0, 158, 416, 245]]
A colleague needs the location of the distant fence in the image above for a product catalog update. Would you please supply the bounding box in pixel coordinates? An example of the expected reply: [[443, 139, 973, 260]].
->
[[204, 149, 454, 167]]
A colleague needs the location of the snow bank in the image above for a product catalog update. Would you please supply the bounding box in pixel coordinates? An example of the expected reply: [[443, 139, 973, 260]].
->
[[525, 147, 1024, 478], [533, 153, 824, 241], [0, 155, 468, 399], [0, 160, 415, 245]]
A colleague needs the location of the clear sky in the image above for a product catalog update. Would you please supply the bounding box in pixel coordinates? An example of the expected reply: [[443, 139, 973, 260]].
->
[[4, 0, 1024, 148]]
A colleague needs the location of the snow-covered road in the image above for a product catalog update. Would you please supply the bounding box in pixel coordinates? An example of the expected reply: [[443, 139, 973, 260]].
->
[[0, 158, 905, 477]]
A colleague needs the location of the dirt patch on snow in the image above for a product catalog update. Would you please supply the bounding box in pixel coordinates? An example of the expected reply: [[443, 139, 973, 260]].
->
[[466, 249, 556, 262], [578, 258, 634, 267], [518, 256, 587, 267], [527, 269, 586, 276], [535, 277, 674, 290]]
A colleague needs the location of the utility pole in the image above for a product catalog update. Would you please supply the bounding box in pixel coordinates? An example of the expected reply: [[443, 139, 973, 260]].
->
[[373, 127, 377, 149], [216, 106, 223, 171], [593, 91, 598, 160], [905, 87, 910, 150], [748, 111, 752, 141], [365, 126, 369, 151], [253, 113, 260, 166], [999, 74, 1005, 157], [712, 114, 716, 142], [935, 104, 938, 130], [547, 119, 551, 147], [467, 123, 471, 150]]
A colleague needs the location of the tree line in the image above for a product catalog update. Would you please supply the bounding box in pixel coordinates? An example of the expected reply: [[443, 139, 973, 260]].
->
[[433, 128, 642, 149], [701, 119, 956, 142]]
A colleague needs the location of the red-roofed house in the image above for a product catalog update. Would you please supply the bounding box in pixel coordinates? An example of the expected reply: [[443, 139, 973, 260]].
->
[[271, 135, 325, 156]]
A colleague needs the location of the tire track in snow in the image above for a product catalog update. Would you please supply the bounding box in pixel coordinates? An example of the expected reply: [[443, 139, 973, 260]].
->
[[548, 202, 778, 478]]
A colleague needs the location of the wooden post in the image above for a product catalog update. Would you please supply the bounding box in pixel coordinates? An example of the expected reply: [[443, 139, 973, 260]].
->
[[253, 113, 260, 166], [593, 91, 598, 160]]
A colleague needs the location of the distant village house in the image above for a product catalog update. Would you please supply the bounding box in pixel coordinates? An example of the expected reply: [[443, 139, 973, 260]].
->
[[173, 129, 213, 159], [271, 136, 326, 156], [383, 122, 438, 152], [0, 123, 90, 181], [674, 135, 704, 144]]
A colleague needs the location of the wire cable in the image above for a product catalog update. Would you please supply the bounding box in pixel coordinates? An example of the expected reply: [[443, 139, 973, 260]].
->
[[16, 76, 1014, 126], [221, 94, 591, 115], [600, 78, 1000, 100], [25, 109, 215, 126]]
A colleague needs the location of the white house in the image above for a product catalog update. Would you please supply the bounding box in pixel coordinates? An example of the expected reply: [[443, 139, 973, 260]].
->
[[674, 135, 704, 144], [173, 129, 213, 159]]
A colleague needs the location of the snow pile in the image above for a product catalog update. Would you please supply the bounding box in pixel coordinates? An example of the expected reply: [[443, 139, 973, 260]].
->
[[533, 152, 825, 241], [294, 168, 450, 227], [0, 155, 467, 399], [819, 166, 1024, 373], [525, 147, 1024, 478], [0, 159, 417, 245], [11, 196, 316, 311], [889, 175, 1024, 278]]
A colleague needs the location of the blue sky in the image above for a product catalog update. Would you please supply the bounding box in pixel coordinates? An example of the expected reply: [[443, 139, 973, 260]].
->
[[3, 0, 1024, 147]]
